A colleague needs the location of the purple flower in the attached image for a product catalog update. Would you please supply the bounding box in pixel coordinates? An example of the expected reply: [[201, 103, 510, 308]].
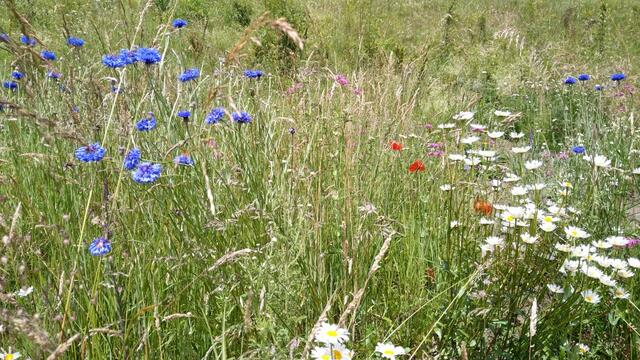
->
[[75, 143, 106, 162], [136, 113, 156, 132], [174, 154, 194, 166], [67, 36, 85, 47], [123, 148, 141, 170], [205, 107, 225, 124], [335, 74, 349, 86], [40, 50, 57, 61], [173, 18, 188, 29], [624, 238, 640, 248], [89, 237, 111, 256], [232, 111, 252, 124], [136, 48, 161, 65], [564, 76, 577, 85], [179, 68, 200, 82], [244, 70, 263, 79], [578, 74, 590, 81], [132, 162, 162, 184]]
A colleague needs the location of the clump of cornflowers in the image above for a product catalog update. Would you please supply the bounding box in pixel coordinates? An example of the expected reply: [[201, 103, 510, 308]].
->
[[132, 162, 162, 184], [89, 237, 111, 256], [205, 107, 225, 124], [123, 148, 141, 170], [136, 112, 157, 132], [244, 69, 263, 79], [578, 74, 590, 81], [67, 36, 85, 47], [3, 81, 18, 91], [564, 76, 577, 85], [177, 110, 191, 123], [75, 143, 106, 162], [335, 74, 349, 86], [11, 71, 24, 80], [173, 18, 187, 29], [232, 111, 252, 124], [179, 68, 200, 82], [20, 34, 36, 46], [119, 49, 138, 65], [174, 153, 194, 166], [40, 50, 57, 61], [611, 73, 625, 82], [102, 53, 125, 68], [136, 47, 161, 65]]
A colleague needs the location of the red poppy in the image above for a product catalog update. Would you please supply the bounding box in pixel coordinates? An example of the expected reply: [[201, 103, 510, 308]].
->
[[390, 141, 403, 151], [473, 198, 493, 215], [408, 160, 425, 172]]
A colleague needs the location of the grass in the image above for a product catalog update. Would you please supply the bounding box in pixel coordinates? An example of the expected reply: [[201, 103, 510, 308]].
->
[[1, 0, 640, 359]]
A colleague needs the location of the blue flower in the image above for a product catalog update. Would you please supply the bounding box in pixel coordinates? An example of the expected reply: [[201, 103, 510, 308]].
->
[[11, 71, 24, 80], [173, 18, 188, 29], [67, 36, 85, 47], [571, 145, 585, 154], [3, 81, 17, 90], [132, 162, 162, 184], [136, 48, 161, 65], [20, 35, 36, 46], [179, 68, 200, 82], [136, 113, 156, 131], [232, 111, 252, 124], [205, 107, 225, 124], [0, 33, 9, 43], [611, 73, 625, 81], [102, 54, 125, 68], [594, 84, 603, 91], [177, 110, 191, 119], [40, 50, 57, 61], [46, 71, 61, 80], [119, 49, 138, 65], [578, 74, 590, 81], [89, 237, 111, 256], [244, 70, 263, 79], [174, 154, 194, 166], [123, 148, 141, 170], [75, 143, 106, 162], [564, 76, 577, 85]]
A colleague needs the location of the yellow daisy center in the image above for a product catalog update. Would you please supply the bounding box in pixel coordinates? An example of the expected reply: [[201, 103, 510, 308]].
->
[[585, 296, 593, 302], [544, 216, 552, 223], [321, 356, 330, 360], [326, 330, 337, 337], [570, 230, 578, 237], [332, 350, 343, 359], [384, 349, 395, 355], [5, 355, 14, 360], [506, 215, 514, 222]]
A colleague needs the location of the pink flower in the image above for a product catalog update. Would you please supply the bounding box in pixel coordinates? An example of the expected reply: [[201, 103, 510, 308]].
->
[[335, 74, 349, 86], [625, 238, 640, 248]]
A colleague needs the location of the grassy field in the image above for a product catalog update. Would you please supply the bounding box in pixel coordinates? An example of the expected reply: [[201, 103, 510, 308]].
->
[[1, 0, 640, 358]]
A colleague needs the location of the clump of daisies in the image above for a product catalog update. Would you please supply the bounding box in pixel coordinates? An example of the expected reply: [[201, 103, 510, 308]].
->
[[312, 323, 353, 360]]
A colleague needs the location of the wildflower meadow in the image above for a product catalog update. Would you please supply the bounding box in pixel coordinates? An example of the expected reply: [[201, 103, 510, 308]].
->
[[1, 0, 640, 358]]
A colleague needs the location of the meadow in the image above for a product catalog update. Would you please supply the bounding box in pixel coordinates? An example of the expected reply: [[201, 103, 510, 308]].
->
[[1, 0, 640, 358]]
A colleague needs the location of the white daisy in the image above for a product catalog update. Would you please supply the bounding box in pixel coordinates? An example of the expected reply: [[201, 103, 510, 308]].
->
[[311, 345, 353, 360], [440, 184, 453, 191], [540, 222, 557, 232], [509, 132, 525, 139], [0, 349, 21, 360], [581, 289, 601, 304], [452, 111, 474, 121], [487, 131, 504, 139], [627, 257, 640, 269], [315, 323, 349, 345], [479, 218, 495, 225], [461, 136, 480, 145], [606, 236, 628, 247], [616, 269, 634, 278], [437, 123, 456, 129], [494, 110, 512, 117], [592, 240, 612, 249], [577, 343, 589, 354], [612, 287, 630, 299], [555, 243, 572, 252], [511, 146, 531, 154], [470, 123, 486, 132], [485, 236, 504, 246], [524, 160, 543, 170], [375, 342, 407, 359], [564, 226, 590, 239], [633, 167, 640, 175], [546, 284, 564, 294], [448, 154, 465, 161], [15, 286, 33, 298], [510, 186, 528, 196]]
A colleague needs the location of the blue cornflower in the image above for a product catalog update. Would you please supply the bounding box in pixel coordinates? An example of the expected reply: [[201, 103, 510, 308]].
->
[[41, 50, 57, 61], [173, 18, 188, 28], [67, 36, 85, 47], [46, 71, 61, 80], [11, 71, 24, 80], [179, 68, 200, 82], [102, 54, 125, 68], [75, 143, 106, 162], [571, 145, 586, 154], [578, 74, 590, 81], [20, 34, 36, 46], [0, 33, 9, 43], [244, 70, 263, 79], [174, 153, 194, 166], [123, 148, 141, 170], [594, 84, 603, 91], [132, 162, 162, 184], [611, 73, 625, 81], [119, 49, 138, 65], [564, 76, 577, 85], [205, 107, 225, 124], [232, 111, 252, 124], [3, 81, 17, 90], [136, 48, 161, 65], [89, 237, 111, 256], [136, 113, 156, 132], [177, 110, 191, 119]]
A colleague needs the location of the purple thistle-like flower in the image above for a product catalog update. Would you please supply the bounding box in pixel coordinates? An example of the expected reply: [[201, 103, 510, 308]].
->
[[624, 238, 640, 248], [231, 111, 252, 124], [89, 237, 111, 256], [335, 74, 349, 86], [123, 148, 141, 170], [75, 143, 106, 162], [132, 162, 162, 184]]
